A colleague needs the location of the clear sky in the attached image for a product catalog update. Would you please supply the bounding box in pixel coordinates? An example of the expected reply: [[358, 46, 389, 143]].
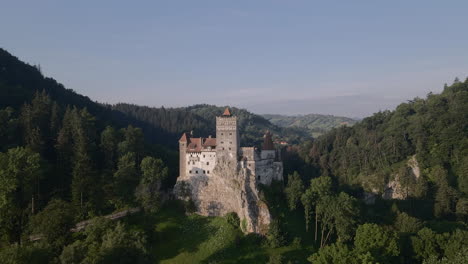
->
[[1, 1, 467, 117]]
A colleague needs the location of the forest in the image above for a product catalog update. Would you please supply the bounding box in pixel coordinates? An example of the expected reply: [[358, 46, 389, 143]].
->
[[263, 113, 358, 137], [0, 47, 467, 263]]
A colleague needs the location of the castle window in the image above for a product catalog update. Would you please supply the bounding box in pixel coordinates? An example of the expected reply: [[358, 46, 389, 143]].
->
[[203, 155, 205, 158], [221, 141, 224, 144], [203, 170, 206, 174], [229, 148, 231, 150], [196, 170, 198, 174], [222, 147, 224, 150], [207, 170, 210, 174], [189, 170, 192, 173], [221, 133, 223, 135], [229, 142, 232, 144], [188, 162, 190, 165], [258, 175, 261, 180], [229, 133, 232, 135], [207, 162, 209, 165]]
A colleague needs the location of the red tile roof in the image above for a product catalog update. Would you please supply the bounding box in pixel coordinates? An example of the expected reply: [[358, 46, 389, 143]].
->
[[186, 137, 217, 152], [203, 137, 217, 147], [222, 107, 231, 116], [179, 132, 190, 142]]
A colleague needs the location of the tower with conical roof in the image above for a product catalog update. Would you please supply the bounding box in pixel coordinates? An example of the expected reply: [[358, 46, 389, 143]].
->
[[216, 107, 239, 159]]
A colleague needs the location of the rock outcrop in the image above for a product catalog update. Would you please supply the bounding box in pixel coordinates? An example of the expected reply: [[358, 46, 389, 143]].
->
[[382, 155, 421, 200], [174, 156, 271, 234]]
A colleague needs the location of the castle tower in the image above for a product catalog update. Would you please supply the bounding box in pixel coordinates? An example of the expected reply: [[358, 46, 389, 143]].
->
[[179, 132, 189, 177], [216, 107, 239, 159], [261, 131, 276, 160]]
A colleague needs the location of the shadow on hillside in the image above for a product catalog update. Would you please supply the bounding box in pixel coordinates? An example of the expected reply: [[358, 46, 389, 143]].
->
[[201, 233, 269, 264], [153, 202, 216, 262]]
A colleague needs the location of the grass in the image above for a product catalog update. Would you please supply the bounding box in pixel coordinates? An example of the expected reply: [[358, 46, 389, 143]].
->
[[149, 201, 313, 263]]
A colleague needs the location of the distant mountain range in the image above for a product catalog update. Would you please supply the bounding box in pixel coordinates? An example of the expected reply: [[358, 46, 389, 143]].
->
[[263, 113, 358, 137]]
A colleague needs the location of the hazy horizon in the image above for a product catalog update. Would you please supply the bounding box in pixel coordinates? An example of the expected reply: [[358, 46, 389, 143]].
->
[[1, 1, 467, 118]]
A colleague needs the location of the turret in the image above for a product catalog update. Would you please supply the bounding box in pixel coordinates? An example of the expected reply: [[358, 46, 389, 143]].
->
[[179, 132, 190, 177], [261, 131, 276, 160]]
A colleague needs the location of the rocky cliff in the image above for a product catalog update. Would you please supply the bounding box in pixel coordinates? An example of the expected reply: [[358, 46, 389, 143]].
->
[[174, 156, 271, 233]]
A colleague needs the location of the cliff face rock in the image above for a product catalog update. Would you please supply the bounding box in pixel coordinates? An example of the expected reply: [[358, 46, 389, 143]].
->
[[382, 155, 421, 200], [174, 156, 271, 234]]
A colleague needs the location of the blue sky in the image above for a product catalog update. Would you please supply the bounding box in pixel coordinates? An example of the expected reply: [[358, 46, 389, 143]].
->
[[1, 1, 467, 117]]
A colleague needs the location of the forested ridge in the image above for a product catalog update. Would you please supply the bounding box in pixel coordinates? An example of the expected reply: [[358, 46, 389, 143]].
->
[[275, 78, 468, 263], [0, 47, 467, 263], [112, 103, 310, 147], [1, 48, 307, 149], [0, 48, 200, 262], [264, 113, 358, 137]]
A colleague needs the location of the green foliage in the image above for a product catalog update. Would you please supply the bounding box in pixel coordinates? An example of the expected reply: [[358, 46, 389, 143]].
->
[[114, 103, 311, 148], [423, 247, 468, 264], [98, 222, 148, 263], [430, 166, 457, 218], [225, 212, 240, 229], [266, 220, 286, 248], [0, 243, 54, 264], [264, 113, 357, 137], [135, 156, 168, 213], [394, 212, 423, 234], [112, 153, 140, 208], [0, 147, 40, 244], [241, 218, 247, 232], [29, 199, 75, 248], [301, 79, 468, 213], [267, 253, 284, 264], [118, 126, 144, 162], [60, 220, 149, 264], [301, 175, 332, 233], [100, 126, 120, 172], [354, 223, 399, 263], [308, 243, 354, 264], [411, 228, 468, 262], [412, 228, 444, 261], [284, 171, 304, 211]]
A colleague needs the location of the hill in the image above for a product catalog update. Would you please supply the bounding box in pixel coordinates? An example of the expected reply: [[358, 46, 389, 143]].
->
[[263, 113, 358, 137], [0, 48, 310, 149], [0, 47, 314, 263], [297, 78, 468, 217], [112, 103, 310, 148], [2, 47, 468, 264]]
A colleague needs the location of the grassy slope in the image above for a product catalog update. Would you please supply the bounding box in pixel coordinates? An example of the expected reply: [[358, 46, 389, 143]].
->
[[149, 202, 311, 264]]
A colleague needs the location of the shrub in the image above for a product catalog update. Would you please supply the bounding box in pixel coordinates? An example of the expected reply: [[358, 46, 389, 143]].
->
[[225, 212, 240, 229]]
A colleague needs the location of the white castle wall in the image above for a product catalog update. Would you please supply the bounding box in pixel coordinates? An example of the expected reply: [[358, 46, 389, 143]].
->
[[186, 151, 216, 177]]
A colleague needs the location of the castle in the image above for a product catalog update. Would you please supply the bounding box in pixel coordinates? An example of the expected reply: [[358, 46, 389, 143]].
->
[[174, 108, 283, 233]]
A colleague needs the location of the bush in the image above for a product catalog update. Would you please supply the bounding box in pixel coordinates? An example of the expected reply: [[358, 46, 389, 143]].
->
[[266, 220, 286, 248], [0, 244, 54, 264], [29, 199, 75, 248], [268, 253, 284, 264], [225, 212, 240, 229], [241, 218, 248, 232], [184, 199, 196, 214]]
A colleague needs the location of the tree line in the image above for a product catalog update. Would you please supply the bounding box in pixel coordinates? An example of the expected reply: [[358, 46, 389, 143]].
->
[[0, 91, 170, 262]]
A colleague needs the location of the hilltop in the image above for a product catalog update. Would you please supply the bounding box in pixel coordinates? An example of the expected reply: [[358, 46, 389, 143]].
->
[[263, 113, 358, 137]]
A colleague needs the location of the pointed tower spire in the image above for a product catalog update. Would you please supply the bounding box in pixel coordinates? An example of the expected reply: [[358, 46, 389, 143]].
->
[[222, 107, 232, 116]]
